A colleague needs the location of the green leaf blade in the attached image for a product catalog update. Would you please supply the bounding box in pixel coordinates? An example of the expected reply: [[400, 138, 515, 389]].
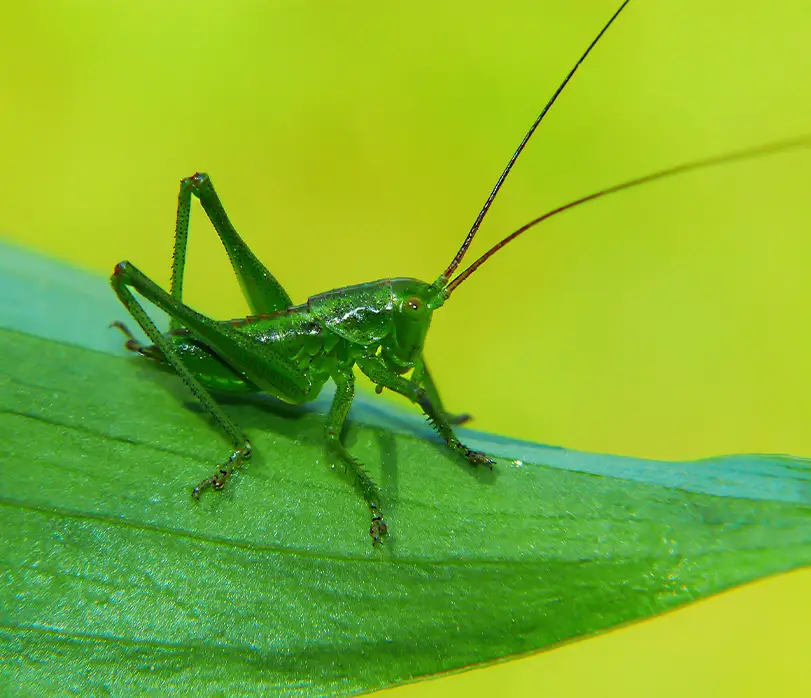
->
[[1, 243, 810, 696]]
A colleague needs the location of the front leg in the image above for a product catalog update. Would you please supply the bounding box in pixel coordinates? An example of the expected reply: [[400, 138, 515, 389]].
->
[[327, 367, 387, 545], [411, 359, 472, 426], [357, 356, 494, 469]]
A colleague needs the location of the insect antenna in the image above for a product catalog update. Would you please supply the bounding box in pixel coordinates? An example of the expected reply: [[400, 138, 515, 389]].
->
[[438, 0, 632, 287], [445, 134, 811, 294]]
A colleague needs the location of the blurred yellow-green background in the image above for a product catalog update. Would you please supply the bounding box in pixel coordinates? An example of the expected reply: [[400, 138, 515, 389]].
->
[[2, 0, 810, 695]]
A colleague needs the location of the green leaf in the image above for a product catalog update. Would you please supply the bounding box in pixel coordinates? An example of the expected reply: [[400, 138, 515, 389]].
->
[[2, 241, 810, 696]]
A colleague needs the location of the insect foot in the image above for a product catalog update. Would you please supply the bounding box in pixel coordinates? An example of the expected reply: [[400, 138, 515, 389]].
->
[[324, 426, 389, 546], [370, 504, 388, 546], [111, 320, 164, 361], [191, 442, 252, 499], [110, 320, 141, 350], [463, 448, 495, 470]]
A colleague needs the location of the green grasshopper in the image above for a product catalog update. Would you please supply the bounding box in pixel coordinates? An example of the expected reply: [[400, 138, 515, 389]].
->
[[111, 0, 810, 544]]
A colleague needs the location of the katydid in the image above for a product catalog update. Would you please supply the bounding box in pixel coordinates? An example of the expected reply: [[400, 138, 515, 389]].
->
[[111, 0, 811, 545]]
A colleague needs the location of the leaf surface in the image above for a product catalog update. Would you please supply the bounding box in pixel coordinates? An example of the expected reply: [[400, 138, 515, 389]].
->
[[1, 242, 810, 696]]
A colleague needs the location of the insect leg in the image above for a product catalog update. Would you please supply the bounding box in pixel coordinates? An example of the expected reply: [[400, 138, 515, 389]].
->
[[110, 320, 164, 361], [113, 262, 309, 402], [357, 356, 494, 469], [326, 367, 387, 545], [110, 264, 252, 496], [412, 359, 471, 426], [170, 172, 293, 324]]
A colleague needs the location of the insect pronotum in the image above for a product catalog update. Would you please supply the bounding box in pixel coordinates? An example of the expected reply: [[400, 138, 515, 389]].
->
[[111, 0, 811, 545]]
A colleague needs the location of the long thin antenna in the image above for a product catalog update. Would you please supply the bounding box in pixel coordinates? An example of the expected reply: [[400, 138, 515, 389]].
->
[[445, 134, 811, 294], [439, 0, 632, 285]]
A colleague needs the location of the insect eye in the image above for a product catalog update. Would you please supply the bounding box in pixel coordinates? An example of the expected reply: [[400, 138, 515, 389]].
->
[[406, 297, 423, 313]]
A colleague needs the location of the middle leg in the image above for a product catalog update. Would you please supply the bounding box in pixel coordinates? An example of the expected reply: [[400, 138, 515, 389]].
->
[[326, 366, 387, 545]]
